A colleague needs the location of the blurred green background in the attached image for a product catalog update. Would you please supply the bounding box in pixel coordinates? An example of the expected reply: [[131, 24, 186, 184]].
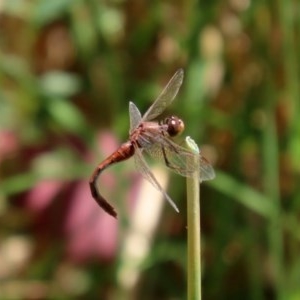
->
[[0, 0, 300, 299]]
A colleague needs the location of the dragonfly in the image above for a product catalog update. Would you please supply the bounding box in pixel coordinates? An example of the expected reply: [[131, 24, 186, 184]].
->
[[89, 69, 215, 218]]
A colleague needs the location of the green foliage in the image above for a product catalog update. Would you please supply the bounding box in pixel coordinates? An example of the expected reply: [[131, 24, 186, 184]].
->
[[0, 0, 300, 299]]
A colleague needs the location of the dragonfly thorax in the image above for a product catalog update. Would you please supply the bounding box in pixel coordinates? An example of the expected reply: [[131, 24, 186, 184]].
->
[[164, 115, 185, 137]]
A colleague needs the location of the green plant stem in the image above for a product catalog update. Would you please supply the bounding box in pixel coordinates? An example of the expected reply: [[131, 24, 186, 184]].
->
[[263, 94, 285, 299], [185, 137, 201, 300]]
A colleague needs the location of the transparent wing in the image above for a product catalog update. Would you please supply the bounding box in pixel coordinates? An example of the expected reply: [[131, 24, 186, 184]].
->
[[138, 132, 215, 181], [129, 101, 142, 133], [133, 145, 179, 213], [141, 69, 184, 122]]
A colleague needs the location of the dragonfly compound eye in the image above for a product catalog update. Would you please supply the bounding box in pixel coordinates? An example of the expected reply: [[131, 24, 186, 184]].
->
[[165, 116, 185, 137]]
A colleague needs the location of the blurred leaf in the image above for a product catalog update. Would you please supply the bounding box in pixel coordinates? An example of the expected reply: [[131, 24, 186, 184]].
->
[[2, 0, 31, 18], [97, 7, 124, 43], [47, 98, 90, 137], [70, 3, 98, 60], [31, 148, 88, 179], [39, 72, 81, 98], [208, 171, 275, 218], [185, 60, 206, 110], [0, 54, 37, 89], [33, 0, 77, 25], [0, 98, 15, 128]]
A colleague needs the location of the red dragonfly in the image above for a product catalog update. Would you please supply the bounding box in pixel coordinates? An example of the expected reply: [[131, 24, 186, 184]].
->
[[89, 69, 215, 218]]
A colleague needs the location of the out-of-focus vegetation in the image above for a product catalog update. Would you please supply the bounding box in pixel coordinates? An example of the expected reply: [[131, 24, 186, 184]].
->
[[0, 0, 299, 299]]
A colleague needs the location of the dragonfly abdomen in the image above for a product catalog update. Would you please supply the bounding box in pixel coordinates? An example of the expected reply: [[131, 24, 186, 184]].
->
[[89, 141, 135, 218]]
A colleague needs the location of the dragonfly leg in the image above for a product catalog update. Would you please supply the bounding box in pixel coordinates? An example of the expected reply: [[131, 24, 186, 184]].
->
[[161, 145, 172, 168], [161, 140, 181, 169]]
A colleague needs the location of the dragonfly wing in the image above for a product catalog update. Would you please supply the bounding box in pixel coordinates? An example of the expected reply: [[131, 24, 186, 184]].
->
[[199, 157, 215, 181], [139, 132, 215, 181], [133, 145, 179, 213], [141, 69, 184, 122], [129, 101, 142, 133]]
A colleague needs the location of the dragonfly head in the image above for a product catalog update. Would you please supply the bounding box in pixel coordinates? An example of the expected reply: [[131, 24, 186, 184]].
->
[[164, 116, 185, 137]]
